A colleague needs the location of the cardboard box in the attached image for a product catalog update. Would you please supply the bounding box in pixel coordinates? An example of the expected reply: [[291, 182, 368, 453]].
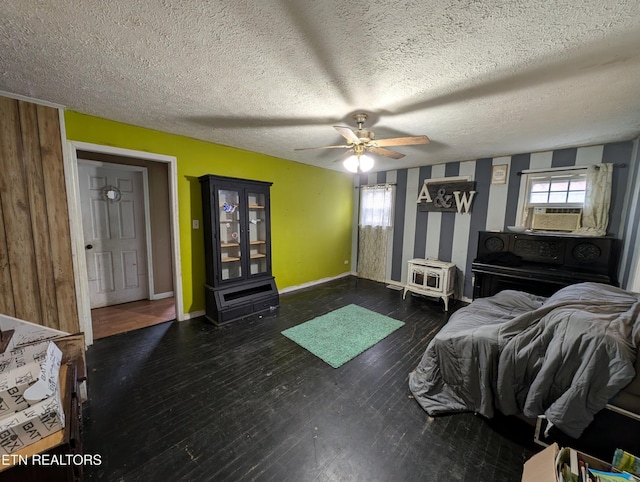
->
[[522, 443, 611, 482], [0, 361, 43, 414], [0, 341, 62, 415], [0, 386, 65, 455]]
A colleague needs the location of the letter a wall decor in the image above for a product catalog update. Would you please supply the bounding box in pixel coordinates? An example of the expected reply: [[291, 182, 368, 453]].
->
[[417, 180, 477, 214]]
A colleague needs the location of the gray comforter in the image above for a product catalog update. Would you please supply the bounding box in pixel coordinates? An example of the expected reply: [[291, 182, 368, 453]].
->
[[408, 282, 640, 438]]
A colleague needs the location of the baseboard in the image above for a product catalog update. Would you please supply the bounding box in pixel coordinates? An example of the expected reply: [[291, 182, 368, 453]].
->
[[183, 277, 469, 317], [360, 277, 471, 303], [182, 310, 205, 320], [384, 279, 404, 289], [279, 272, 352, 294], [382, 276, 472, 304], [182, 274, 354, 318], [150, 291, 174, 301]]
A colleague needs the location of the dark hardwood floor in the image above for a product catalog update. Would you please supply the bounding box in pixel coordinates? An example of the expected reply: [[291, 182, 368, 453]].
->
[[82, 276, 535, 481]]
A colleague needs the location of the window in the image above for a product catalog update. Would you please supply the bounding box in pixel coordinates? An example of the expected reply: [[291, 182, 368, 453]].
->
[[517, 164, 613, 234], [518, 168, 587, 230], [359, 184, 394, 227], [526, 171, 587, 207]]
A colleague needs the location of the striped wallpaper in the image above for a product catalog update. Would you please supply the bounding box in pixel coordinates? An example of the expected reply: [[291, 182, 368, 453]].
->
[[354, 139, 640, 300]]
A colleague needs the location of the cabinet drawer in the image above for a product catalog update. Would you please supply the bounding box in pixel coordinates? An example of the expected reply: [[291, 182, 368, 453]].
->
[[253, 297, 278, 313], [219, 304, 253, 323]]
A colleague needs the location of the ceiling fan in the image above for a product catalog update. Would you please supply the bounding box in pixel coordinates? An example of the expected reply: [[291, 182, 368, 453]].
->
[[294, 113, 430, 173]]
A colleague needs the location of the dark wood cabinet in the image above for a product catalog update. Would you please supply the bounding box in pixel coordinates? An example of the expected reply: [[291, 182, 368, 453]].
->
[[471, 231, 618, 299], [199, 174, 279, 325]]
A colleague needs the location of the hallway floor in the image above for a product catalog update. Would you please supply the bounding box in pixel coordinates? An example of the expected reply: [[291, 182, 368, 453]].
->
[[91, 297, 175, 339]]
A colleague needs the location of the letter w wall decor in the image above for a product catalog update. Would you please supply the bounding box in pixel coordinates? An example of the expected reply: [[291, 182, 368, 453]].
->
[[417, 180, 477, 214]]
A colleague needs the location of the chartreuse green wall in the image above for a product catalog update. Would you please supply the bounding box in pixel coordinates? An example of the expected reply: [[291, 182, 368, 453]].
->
[[64, 111, 354, 315]]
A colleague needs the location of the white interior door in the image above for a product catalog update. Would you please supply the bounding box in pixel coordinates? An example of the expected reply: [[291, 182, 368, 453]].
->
[[78, 162, 149, 308]]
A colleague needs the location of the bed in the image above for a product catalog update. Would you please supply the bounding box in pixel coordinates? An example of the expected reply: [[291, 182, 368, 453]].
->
[[408, 282, 640, 438]]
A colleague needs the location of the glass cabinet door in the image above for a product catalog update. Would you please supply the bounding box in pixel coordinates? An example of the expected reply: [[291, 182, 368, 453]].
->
[[247, 191, 268, 275], [218, 189, 242, 280], [411, 267, 425, 287]]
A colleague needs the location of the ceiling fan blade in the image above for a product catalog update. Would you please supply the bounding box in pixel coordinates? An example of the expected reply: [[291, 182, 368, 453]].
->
[[294, 144, 350, 151], [373, 135, 430, 147], [333, 126, 361, 144], [367, 146, 405, 159]]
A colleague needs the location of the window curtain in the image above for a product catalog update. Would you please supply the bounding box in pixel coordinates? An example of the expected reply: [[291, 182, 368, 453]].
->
[[359, 185, 394, 227], [357, 185, 394, 282], [576, 163, 613, 236], [357, 226, 389, 281]]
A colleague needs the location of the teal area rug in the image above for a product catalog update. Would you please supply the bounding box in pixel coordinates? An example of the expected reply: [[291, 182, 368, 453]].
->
[[281, 304, 405, 368]]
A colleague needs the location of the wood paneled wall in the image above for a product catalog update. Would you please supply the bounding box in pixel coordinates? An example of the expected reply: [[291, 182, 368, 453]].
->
[[0, 96, 79, 333]]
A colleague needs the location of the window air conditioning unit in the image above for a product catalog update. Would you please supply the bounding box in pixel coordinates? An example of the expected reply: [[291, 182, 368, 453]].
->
[[531, 208, 582, 231]]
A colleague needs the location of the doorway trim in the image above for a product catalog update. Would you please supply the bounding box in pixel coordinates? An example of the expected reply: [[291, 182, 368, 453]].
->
[[77, 159, 154, 305], [65, 141, 183, 345]]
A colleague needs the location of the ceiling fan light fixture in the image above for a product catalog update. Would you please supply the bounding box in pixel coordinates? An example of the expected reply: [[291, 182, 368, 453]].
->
[[343, 154, 374, 173], [295, 112, 429, 171], [358, 154, 374, 172], [343, 156, 360, 173]]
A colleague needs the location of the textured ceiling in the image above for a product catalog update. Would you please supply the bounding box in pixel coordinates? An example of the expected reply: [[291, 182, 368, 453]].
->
[[1, 1, 640, 172]]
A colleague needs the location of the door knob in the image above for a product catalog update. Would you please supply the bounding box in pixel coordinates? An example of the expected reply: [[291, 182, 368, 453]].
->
[[85, 244, 93, 250]]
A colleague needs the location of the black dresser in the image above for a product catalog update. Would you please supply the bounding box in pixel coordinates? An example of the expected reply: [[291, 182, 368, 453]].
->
[[471, 231, 619, 299]]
